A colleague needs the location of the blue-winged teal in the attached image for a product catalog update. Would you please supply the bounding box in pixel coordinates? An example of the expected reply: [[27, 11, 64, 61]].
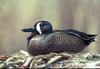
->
[[22, 21, 97, 56]]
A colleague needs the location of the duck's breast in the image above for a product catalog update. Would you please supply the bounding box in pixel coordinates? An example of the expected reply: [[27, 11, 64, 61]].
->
[[27, 35, 48, 55]]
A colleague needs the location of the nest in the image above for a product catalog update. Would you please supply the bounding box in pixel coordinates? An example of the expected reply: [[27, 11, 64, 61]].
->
[[0, 50, 100, 68]]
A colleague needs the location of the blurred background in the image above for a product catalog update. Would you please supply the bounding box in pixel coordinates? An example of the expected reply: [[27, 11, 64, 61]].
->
[[0, 0, 100, 55]]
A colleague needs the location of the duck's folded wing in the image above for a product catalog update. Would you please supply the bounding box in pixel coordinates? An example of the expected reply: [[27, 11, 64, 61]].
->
[[64, 29, 97, 44]]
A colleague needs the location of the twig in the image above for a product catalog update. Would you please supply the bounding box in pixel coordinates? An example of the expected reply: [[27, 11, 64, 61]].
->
[[0, 63, 6, 68], [6, 60, 23, 65], [0, 56, 15, 68], [83, 61, 100, 68], [5, 57, 15, 63], [38, 55, 62, 68], [23, 56, 33, 67], [60, 53, 72, 59], [29, 59, 37, 68], [20, 50, 30, 57]]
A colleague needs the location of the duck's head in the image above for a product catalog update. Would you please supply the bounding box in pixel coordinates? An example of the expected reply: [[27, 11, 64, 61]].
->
[[21, 21, 53, 34]]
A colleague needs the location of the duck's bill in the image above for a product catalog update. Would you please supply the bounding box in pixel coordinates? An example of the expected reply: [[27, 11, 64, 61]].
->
[[21, 27, 35, 32]]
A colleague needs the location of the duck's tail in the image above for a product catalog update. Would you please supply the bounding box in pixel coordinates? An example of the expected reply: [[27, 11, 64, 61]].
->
[[84, 34, 97, 45]]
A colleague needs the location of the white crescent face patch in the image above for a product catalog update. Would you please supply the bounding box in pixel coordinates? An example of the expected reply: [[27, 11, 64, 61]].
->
[[36, 22, 42, 34]]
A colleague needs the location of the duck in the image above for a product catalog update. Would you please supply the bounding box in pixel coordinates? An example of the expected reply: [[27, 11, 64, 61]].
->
[[21, 21, 97, 56]]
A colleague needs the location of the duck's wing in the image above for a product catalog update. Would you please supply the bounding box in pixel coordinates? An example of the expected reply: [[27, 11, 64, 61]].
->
[[65, 29, 97, 37], [63, 29, 97, 44]]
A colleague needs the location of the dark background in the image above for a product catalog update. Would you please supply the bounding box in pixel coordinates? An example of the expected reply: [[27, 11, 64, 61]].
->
[[0, 0, 100, 55]]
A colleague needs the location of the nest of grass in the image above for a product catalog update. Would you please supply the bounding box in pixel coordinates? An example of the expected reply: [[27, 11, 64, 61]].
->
[[0, 50, 100, 68]]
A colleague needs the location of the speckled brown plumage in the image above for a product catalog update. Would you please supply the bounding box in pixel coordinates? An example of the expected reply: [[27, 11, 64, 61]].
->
[[27, 31, 95, 56]]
